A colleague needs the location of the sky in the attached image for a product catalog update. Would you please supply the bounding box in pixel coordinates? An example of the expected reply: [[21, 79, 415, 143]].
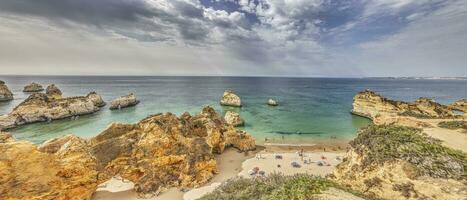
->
[[0, 0, 466, 77]]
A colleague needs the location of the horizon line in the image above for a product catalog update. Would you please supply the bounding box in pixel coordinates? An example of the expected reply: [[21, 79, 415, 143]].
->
[[1, 74, 466, 79]]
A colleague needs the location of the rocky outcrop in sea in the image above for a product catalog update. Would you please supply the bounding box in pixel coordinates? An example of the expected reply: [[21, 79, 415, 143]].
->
[[0, 92, 105, 130], [109, 93, 139, 110], [0, 80, 13, 101], [224, 111, 244, 127], [267, 98, 278, 106], [46, 84, 63, 99], [220, 90, 242, 107], [0, 106, 255, 199], [23, 82, 44, 92], [351, 89, 457, 120]]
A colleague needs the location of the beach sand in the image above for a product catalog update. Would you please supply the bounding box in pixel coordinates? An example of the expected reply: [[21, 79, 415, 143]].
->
[[92, 145, 345, 200], [418, 118, 467, 152], [183, 149, 344, 199], [91, 147, 262, 200]]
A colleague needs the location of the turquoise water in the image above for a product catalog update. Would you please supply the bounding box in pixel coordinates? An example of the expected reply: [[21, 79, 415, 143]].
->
[[0, 76, 466, 144]]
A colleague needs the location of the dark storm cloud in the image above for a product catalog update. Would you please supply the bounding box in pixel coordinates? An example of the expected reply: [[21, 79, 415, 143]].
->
[[0, 0, 158, 26]]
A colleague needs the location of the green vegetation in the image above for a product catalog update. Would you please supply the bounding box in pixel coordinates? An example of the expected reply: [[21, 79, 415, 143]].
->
[[399, 111, 436, 119], [438, 121, 467, 130], [350, 125, 467, 179], [199, 173, 380, 200]]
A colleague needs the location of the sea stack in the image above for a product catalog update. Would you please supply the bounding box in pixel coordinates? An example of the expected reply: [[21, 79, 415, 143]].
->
[[220, 90, 242, 107], [0, 80, 13, 101], [23, 82, 44, 92], [46, 84, 62, 99], [267, 98, 278, 106], [224, 111, 245, 127], [0, 92, 106, 130], [110, 93, 139, 110]]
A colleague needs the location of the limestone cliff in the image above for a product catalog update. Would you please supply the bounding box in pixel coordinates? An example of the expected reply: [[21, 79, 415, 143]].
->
[[0, 92, 105, 130], [0, 106, 256, 199], [0, 133, 101, 200], [0, 80, 13, 101], [352, 90, 457, 120], [332, 125, 467, 200]]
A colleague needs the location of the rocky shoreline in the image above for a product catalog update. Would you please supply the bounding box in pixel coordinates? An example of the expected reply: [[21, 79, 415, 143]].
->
[[0, 106, 256, 199]]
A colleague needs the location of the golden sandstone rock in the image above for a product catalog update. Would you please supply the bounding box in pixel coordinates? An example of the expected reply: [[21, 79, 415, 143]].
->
[[333, 90, 467, 200], [0, 106, 255, 199]]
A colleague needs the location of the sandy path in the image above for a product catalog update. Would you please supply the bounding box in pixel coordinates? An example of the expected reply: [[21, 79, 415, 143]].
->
[[418, 119, 467, 152]]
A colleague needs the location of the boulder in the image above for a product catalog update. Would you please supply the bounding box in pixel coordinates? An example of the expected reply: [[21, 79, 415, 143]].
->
[[46, 84, 63, 99], [220, 90, 242, 107], [0, 92, 106, 130], [224, 111, 245, 127], [0, 80, 13, 101], [109, 93, 139, 110], [267, 98, 278, 106], [0, 106, 256, 199], [23, 82, 44, 92]]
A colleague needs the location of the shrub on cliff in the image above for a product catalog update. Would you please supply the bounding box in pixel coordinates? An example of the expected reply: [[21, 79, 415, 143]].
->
[[350, 125, 467, 179], [438, 121, 466, 130], [199, 173, 376, 200]]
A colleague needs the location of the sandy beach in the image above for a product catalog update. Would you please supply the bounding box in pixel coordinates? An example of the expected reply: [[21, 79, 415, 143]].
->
[[92, 147, 262, 200], [92, 145, 344, 200]]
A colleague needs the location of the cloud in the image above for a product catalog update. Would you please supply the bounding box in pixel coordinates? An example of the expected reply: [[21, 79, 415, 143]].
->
[[0, 0, 465, 76]]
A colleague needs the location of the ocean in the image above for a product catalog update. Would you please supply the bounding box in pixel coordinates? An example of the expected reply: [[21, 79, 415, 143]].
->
[[1, 76, 466, 144]]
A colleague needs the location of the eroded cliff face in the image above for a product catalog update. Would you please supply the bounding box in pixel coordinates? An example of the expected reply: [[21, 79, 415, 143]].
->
[[0, 106, 256, 199], [352, 90, 458, 121], [0, 92, 105, 130], [449, 99, 467, 113], [332, 125, 467, 200], [0, 133, 101, 200]]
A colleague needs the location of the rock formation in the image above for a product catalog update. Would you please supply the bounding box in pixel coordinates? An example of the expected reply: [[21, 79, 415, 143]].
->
[[46, 84, 63, 99], [224, 111, 244, 127], [449, 99, 467, 113], [0, 80, 13, 101], [109, 93, 139, 110], [267, 98, 278, 106], [0, 106, 255, 199], [220, 90, 242, 107], [352, 89, 457, 120], [332, 125, 467, 200], [23, 82, 44, 92], [0, 132, 101, 200], [0, 92, 105, 130]]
